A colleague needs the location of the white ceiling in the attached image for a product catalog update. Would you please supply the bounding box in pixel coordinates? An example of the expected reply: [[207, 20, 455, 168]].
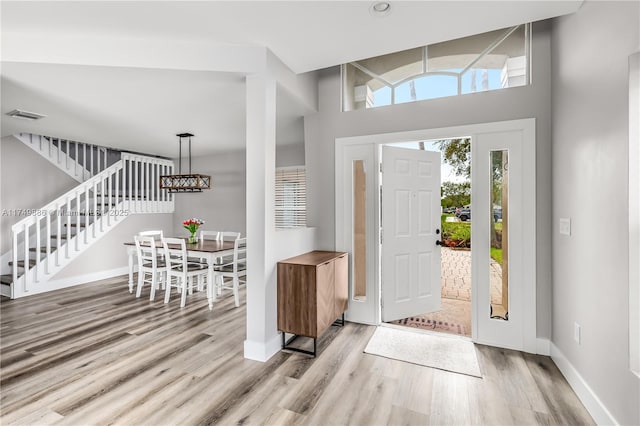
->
[[1, 63, 247, 156], [1, 1, 582, 157]]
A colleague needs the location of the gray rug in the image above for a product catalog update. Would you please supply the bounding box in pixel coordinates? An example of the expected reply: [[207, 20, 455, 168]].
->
[[364, 326, 482, 377]]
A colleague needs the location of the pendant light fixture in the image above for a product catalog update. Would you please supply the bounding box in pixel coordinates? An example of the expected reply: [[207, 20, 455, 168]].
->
[[160, 132, 211, 193]]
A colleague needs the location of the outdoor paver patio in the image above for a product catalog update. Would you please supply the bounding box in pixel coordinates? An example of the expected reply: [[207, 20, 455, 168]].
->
[[441, 247, 505, 307]]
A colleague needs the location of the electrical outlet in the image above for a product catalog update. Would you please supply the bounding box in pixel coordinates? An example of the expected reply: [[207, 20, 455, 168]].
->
[[560, 218, 571, 236], [574, 322, 581, 344]]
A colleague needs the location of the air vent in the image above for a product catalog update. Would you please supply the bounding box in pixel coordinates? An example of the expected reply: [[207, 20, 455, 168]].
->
[[6, 109, 46, 121]]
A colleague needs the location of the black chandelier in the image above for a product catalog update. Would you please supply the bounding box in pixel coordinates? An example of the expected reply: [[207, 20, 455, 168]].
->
[[159, 133, 211, 193]]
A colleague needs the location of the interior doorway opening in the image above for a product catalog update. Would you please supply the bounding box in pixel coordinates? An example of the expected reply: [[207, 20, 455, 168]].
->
[[382, 138, 473, 337]]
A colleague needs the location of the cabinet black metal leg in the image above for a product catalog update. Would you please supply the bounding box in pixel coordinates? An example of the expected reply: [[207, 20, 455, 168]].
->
[[281, 333, 317, 357], [280, 314, 345, 358], [332, 313, 345, 327]]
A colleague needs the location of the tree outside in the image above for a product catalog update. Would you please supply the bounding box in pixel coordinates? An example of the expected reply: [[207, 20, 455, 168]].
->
[[441, 181, 470, 209]]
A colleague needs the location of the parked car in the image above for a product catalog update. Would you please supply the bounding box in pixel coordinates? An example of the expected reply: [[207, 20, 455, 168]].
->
[[456, 207, 471, 221], [455, 207, 502, 222]]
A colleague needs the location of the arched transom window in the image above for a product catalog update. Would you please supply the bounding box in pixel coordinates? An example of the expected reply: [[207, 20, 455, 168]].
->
[[342, 24, 530, 111]]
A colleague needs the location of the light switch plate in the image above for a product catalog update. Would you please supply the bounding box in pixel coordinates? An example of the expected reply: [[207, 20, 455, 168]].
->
[[559, 218, 571, 236]]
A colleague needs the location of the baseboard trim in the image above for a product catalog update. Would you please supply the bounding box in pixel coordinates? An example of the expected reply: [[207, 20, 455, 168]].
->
[[244, 334, 282, 362], [536, 338, 551, 355], [16, 267, 131, 297], [550, 342, 618, 426]]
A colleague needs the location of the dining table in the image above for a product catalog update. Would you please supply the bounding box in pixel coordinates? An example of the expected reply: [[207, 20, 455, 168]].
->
[[124, 238, 235, 302]]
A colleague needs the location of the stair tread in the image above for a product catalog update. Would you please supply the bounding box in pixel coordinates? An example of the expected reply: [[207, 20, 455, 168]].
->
[[1, 274, 12, 285], [51, 235, 74, 240], [8, 259, 37, 268], [29, 246, 57, 252]]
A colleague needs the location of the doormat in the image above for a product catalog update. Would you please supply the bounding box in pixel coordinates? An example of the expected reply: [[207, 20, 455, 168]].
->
[[391, 317, 467, 335], [364, 326, 482, 377]]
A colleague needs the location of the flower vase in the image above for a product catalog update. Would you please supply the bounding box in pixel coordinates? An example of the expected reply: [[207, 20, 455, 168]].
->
[[188, 232, 198, 244]]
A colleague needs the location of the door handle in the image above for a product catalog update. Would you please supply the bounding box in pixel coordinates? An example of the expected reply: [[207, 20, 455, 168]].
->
[[436, 240, 444, 246]]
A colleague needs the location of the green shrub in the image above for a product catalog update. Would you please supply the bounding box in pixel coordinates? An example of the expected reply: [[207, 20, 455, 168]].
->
[[440, 221, 471, 248], [451, 224, 471, 243]]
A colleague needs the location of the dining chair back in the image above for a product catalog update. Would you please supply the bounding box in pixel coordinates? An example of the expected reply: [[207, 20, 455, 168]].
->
[[134, 235, 167, 301], [214, 237, 247, 307], [138, 230, 164, 241], [162, 237, 209, 308], [218, 231, 241, 242], [199, 230, 220, 242], [139, 230, 164, 260]]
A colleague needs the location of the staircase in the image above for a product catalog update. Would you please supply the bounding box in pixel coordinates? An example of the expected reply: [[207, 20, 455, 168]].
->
[[1, 135, 174, 299]]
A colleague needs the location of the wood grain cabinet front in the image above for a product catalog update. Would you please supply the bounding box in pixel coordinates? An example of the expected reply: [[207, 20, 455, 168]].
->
[[277, 251, 348, 356]]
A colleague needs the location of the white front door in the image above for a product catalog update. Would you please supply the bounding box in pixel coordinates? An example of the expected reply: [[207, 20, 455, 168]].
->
[[381, 146, 442, 322]]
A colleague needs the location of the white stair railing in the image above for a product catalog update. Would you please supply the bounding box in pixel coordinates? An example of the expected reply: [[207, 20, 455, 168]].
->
[[15, 133, 109, 182], [121, 153, 175, 214], [10, 153, 174, 297]]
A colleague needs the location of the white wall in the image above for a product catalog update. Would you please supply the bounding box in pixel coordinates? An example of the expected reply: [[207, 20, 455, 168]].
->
[[172, 149, 246, 237], [551, 2, 640, 425], [0, 135, 78, 254], [52, 212, 173, 279], [276, 142, 305, 168], [305, 21, 554, 339]]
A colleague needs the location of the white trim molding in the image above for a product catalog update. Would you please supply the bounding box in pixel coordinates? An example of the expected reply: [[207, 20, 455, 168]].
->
[[244, 334, 281, 363], [31, 266, 131, 296], [628, 52, 640, 378], [550, 342, 619, 426], [536, 338, 551, 356]]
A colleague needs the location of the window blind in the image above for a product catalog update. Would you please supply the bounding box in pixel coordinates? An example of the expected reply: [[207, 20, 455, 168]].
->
[[275, 166, 307, 229]]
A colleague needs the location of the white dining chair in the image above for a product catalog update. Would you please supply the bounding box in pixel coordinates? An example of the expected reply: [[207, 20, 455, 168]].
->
[[210, 231, 241, 294], [162, 237, 209, 308], [134, 235, 167, 301], [138, 229, 163, 241], [213, 237, 246, 307], [139, 230, 164, 260], [219, 231, 241, 242], [199, 230, 220, 242], [188, 230, 214, 262]]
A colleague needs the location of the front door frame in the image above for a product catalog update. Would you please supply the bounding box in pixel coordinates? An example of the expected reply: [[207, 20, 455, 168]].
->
[[335, 118, 537, 353]]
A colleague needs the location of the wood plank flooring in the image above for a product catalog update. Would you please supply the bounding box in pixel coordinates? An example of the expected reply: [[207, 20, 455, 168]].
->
[[1, 276, 594, 425]]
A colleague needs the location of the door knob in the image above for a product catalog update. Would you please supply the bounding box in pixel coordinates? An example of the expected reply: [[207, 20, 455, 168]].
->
[[436, 240, 444, 246]]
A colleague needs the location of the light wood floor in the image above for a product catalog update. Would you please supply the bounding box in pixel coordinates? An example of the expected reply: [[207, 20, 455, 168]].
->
[[0, 276, 594, 425]]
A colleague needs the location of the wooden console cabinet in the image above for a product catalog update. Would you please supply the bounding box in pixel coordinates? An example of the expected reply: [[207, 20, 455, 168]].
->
[[277, 250, 348, 356]]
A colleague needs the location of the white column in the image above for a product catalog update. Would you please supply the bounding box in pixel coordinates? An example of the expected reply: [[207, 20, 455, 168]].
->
[[244, 74, 280, 361]]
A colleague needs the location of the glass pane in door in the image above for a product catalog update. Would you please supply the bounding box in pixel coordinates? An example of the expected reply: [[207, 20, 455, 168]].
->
[[490, 150, 508, 320], [353, 160, 367, 300]]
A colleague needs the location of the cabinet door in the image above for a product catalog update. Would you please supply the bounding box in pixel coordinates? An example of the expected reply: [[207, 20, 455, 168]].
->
[[278, 263, 317, 337], [316, 260, 335, 337], [334, 254, 349, 318]]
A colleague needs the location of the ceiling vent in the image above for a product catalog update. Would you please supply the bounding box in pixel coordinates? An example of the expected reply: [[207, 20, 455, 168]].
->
[[6, 109, 47, 121]]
